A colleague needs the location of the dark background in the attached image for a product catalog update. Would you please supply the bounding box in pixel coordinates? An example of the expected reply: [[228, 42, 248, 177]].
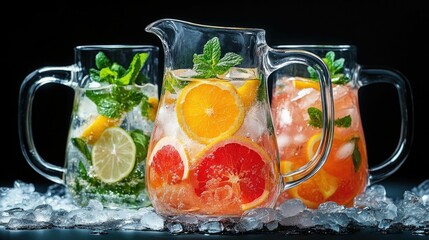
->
[[4, 1, 428, 189]]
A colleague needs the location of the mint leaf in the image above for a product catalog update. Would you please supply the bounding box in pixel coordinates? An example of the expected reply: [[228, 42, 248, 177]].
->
[[334, 115, 351, 128], [112, 86, 144, 113], [351, 137, 362, 172], [193, 37, 243, 78], [307, 51, 350, 84], [308, 107, 352, 128], [130, 129, 150, 164], [118, 53, 149, 85], [308, 107, 323, 128], [95, 52, 111, 69], [71, 138, 92, 163], [87, 51, 150, 117], [96, 97, 123, 119]]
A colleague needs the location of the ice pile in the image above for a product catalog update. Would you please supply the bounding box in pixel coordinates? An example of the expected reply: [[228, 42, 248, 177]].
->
[[1, 180, 428, 235]]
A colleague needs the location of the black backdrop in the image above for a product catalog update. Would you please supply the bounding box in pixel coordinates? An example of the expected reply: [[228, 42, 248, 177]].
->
[[4, 1, 428, 189]]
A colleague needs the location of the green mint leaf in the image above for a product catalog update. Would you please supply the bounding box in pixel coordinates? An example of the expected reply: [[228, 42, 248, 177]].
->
[[117, 53, 149, 85], [130, 129, 150, 164], [307, 66, 318, 79], [96, 97, 123, 119], [112, 86, 144, 113], [204, 37, 221, 65], [334, 115, 351, 128], [332, 58, 345, 74], [71, 138, 92, 163], [214, 52, 244, 75], [307, 51, 350, 84], [111, 63, 127, 77], [89, 68, 101, 82], [193, 37, 243, 78], [324, 51, 335, 68], [351, 137, 362, 172], [100, 67, 118, 84], [140, 94, 150, 118], [95, 52, 112, 69], [308, 107, 323, 128], [308, 107, 353, 128]]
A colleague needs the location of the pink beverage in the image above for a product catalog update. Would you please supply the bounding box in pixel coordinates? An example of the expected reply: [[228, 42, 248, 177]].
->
[[271, 45, 413, 209], [272, 76, 368, 208]]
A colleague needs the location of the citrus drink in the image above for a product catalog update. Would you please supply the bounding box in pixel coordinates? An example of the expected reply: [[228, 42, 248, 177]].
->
[[272, 76, 368, 208], [65, 83, 158, 208], [146, 68, 280, 217], [64, 50, 159, 209]]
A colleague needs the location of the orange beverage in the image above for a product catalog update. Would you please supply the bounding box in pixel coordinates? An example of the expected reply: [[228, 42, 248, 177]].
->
[[271, 45, 413, 209], [146, 68, 280, 217], [272, 76, 368, 208], [145, 20, 336, 218]]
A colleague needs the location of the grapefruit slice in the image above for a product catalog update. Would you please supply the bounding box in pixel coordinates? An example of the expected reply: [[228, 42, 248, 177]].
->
[[147, 136, 189, 187], [191, 137, 272, 211]]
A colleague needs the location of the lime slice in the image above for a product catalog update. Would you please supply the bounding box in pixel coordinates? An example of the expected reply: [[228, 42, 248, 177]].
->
[[92, 127, 136, 183]]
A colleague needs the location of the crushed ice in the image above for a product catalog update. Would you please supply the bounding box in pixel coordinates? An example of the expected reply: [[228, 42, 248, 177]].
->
[[1, 180, 428, 235]]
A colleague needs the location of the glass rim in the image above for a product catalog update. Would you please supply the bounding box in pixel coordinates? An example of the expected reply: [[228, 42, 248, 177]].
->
[[273, 45, 356, 51], [146, 18, 265, 34], [75, 45, 159, 51]]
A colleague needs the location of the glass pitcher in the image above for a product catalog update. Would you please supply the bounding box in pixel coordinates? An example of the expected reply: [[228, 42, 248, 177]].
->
[[144, 19, 335, 217], [271, 45, 414, 208], [18, 45, 159, 209]]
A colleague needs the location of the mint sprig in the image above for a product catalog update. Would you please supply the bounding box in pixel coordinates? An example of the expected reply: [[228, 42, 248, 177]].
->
[[90, 52, 149, 85], [86, 51, 150, 119], [307, 51, 350, 85], [192, 37, 243, 78], [307, 107, 351, 128]]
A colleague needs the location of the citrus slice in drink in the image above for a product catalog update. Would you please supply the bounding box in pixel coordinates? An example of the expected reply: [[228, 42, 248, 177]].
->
[[236, 79, 259, 110], [292, 77, 320, 90], [176, 81, 245, 144], [306, 132, 323, 160], [191, 137, 272, 211], [147, 136, 189, 187], [91, 127, 136, 183], [280, 160, 338, 209], [81, 115, 121, 144], [147, 97, 159, 122]]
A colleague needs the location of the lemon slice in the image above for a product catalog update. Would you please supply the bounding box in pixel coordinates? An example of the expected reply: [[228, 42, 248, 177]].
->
[[92, 127, 136, 183], [81, 115, 121, 144]]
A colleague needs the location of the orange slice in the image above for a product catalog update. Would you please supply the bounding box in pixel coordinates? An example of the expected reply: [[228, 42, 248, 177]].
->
[[192, 137, 272, 211], [280, 160, 338, 209], [80, 115, 121, 144], [236, 79, 259, 110], [292, 77, 320, 90], [176, 80, 245, 144], [306, 132, 323, 160], [147, 97, 159, 122]]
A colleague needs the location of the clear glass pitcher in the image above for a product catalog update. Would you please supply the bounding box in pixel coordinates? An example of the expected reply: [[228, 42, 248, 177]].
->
[[18, 45, 159, 209], [271, 45, 414, 208], [144, 19, 335, 217]]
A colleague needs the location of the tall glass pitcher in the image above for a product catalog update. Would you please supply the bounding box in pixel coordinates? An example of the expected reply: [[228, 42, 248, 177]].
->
[[144, 19, 334, 217]]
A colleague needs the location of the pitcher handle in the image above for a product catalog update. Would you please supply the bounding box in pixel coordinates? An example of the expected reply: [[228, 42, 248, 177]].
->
[[265, 48, 335, 190], [357, 65, 414, 184], [18, 65, 77, 184]]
